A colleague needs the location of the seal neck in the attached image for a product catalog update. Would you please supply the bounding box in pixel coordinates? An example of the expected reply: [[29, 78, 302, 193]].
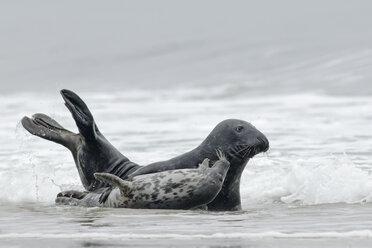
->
[[207, 156, 249, 211]]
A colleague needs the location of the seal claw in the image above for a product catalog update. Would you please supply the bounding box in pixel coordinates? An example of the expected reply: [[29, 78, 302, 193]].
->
[[216, 149, 227, 162]]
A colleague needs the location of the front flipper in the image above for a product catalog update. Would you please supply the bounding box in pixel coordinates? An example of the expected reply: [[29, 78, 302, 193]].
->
[[60, 89, 97, 141], [55, 190, 89, 206], [55, 190, 105, 207], [56, 190, 89, 199]]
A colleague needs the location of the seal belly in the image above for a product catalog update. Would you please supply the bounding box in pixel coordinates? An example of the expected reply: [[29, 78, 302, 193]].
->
[[104, 188, 125, 208]]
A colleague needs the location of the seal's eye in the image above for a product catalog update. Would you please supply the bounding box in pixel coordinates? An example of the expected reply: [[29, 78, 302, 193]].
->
[[235, 126, 244, 133]]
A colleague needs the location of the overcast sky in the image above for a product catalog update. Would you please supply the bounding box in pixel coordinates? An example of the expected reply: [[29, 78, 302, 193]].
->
[[1, 0, 371, 92]]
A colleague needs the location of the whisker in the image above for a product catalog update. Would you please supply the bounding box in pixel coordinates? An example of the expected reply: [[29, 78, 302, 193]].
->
[[235, 144, 249, 154], [237, 147, 249, 156], [243, 146, 252, 158]]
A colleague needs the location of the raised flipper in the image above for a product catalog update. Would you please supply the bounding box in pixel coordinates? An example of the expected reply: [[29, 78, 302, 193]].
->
[[94, 173, 132, 194], [60, 89, 97, 141], [21, 113, 77, 151], [22, 89, 141, 192]]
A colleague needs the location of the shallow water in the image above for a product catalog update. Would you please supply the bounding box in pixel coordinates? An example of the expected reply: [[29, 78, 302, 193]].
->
[[1, 202, 372, 248]]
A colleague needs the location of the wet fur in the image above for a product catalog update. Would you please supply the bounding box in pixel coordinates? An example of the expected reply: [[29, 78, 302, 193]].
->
[[57, 158, 230, 210], [22, 89, 269, 211]]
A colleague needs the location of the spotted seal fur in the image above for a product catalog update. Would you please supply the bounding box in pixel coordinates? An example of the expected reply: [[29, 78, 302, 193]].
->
[[56, 152, 230, 209]]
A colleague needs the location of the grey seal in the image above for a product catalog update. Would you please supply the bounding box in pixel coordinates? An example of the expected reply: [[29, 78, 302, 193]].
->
[[56, 152, 230, 209], [21, 89, 269, 211]]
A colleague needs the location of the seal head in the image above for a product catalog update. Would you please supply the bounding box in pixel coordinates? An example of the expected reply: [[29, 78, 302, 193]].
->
[[198, 119, 269, 210]]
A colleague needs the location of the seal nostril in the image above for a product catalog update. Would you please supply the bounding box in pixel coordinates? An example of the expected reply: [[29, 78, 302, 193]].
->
[[256, 137, 264, 145], [256, 136, 269, 152]]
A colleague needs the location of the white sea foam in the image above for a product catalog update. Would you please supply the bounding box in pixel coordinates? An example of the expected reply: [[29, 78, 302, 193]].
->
[[241, 156, 372, 205]]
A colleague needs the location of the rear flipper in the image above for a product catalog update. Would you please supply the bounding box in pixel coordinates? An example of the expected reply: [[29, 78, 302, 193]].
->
[[21, 113, 77, 151], [94, 173, 132, 205], [94, 173, 132, 194], [22, 89, 98, 149], [60, 89, 97, 141]]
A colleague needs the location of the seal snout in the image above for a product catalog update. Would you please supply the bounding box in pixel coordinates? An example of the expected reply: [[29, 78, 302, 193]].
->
[[245, 134, 269, 158], [256, 135, 269, 153]]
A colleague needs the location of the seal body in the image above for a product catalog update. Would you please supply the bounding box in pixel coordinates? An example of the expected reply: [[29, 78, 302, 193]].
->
[[22, 89, 269, 211], [56, 157, 230, 209]]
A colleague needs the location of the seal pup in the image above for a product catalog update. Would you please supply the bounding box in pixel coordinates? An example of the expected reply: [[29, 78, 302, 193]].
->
[[56, 152, 230, 209], [22, 89, 269, 211]]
